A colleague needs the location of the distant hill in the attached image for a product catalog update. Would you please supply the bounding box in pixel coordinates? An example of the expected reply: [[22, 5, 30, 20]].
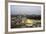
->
[[11, 15, 41, 20]]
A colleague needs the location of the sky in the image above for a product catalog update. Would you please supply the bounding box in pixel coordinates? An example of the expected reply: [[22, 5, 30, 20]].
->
[[11, 5, 41, 15]]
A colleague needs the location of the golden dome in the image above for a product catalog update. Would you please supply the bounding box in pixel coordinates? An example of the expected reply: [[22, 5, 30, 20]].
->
[[25, 19, 33, 24]]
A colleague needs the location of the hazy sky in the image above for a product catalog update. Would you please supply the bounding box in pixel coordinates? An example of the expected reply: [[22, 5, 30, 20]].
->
[[11, 5, 41, 15]]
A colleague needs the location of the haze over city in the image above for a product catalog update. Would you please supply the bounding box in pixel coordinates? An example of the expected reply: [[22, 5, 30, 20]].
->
[[11, 5, 41, 15]]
